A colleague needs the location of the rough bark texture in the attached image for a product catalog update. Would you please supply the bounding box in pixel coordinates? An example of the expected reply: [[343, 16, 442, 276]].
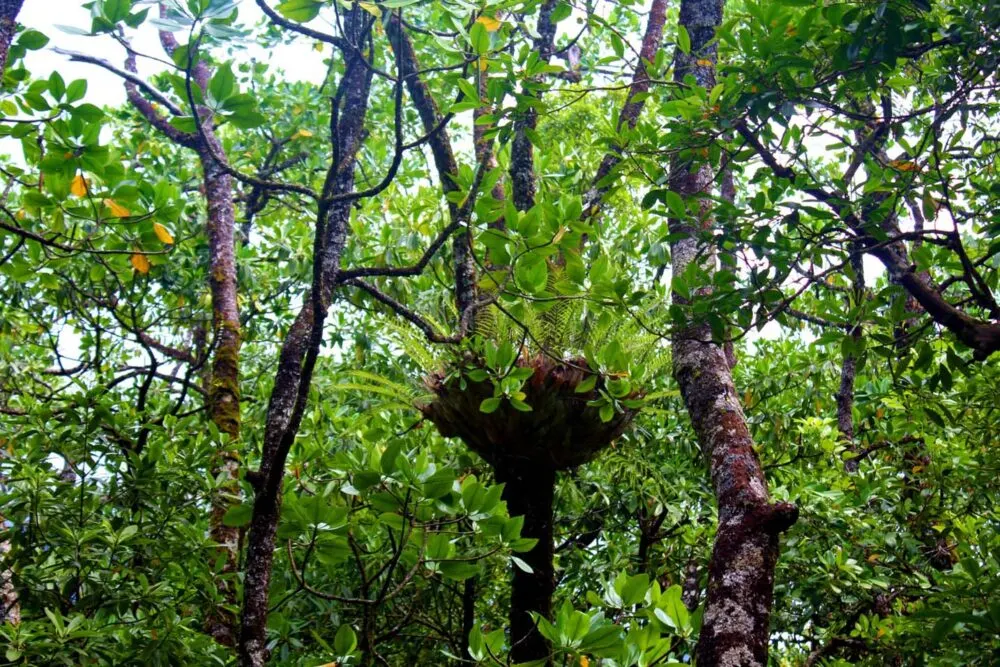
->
[[200, 134, 242, 647], [668, 1, 798, 665], [237, 26, 373, 664], [0, 0, 24, 629], [586, 0, 669, 218], [495, 462, 556, 665], [509, 0, 558, 211], [0, 0, 24, 78], [837, 249, 865, 458], [386, 16, 476, 314]]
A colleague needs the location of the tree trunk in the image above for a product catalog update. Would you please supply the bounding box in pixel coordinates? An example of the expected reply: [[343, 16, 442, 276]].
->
[[0, 0, 24, 77], [199, 127, 243, 648], [237, 37, 372, 665], [0, 0, 25, 630], [495, 462, 556, 665], [668, 1, 798, 665]]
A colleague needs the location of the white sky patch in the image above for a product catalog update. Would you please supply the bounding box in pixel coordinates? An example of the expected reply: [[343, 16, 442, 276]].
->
[[21, 1, 330, 108]]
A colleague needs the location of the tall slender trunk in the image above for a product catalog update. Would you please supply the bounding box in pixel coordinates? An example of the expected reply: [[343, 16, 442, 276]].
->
[[0, 0, 25, 628], [667, 1, 798, 664], [237, 37, 373, 666], [200, 136, 242, 646], [495, 461, 556, 665], [461, 576, 477, 663], [837, 247, 865, 462]]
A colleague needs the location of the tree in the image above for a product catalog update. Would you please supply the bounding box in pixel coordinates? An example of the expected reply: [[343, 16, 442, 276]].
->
[[1, 0, 999, 666]]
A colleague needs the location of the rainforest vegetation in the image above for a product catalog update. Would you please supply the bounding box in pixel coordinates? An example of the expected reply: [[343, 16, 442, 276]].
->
[[1, 0, 999, 665]]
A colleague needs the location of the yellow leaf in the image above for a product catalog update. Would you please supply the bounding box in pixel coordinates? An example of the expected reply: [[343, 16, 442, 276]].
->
[[71, 173, 88, 197], [477, 15, 502, 32], [313, 41, 324, 52], [696, 58, 714, 67], [153, 222, 175, 245], [478, 55, 489, 72], [104, 199, 131, 217], [579, 657, 590, 667], [867, 553, 881, 563], [358, 1, 380, 17], [744, 390, 752, 407], [292, 128, 313, 140], [130, 253, 151, 274], [888, 159, 919, 172]]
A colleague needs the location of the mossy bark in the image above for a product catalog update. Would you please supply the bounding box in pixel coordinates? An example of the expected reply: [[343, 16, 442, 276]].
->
[[668, 1, 798, 665], [198, 76, 243, 649]]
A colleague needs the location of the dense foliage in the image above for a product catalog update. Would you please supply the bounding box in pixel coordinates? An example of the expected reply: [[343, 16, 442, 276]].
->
[[1, 0, 998, 665]]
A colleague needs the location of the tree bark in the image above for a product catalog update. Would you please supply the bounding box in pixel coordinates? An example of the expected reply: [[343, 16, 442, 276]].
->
[[509, 0, 559, 212], [386, 16, 476, 314], [837, 248, 865, 466], [667, 1, 798, 665], [495, 462, 556, 665], [237, 31, 373, 665], [0, 0, 25, 630], [0, 0, 24, 78]]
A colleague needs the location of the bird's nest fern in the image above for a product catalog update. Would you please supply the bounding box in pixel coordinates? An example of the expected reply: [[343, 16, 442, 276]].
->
[[332, 287, 673, 470]]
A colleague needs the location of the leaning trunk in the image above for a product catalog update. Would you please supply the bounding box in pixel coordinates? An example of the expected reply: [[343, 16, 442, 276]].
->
[[237, 33, 372, 664]]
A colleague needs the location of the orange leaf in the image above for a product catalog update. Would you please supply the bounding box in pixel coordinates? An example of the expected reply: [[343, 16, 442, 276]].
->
[[696, 58, 714, 67], [477, 15, 502, 32], [153, 222, 175, 245], [71, 173, 88, 197], [104, 199, 131, 217], [130, 253, 151, 274]]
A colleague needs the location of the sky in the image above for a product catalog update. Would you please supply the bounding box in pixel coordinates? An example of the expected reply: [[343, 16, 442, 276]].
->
[[20, 0, 329, 108]]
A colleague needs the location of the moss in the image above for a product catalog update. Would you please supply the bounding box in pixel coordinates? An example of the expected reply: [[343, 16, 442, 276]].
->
[[209, 321, 241, 438]]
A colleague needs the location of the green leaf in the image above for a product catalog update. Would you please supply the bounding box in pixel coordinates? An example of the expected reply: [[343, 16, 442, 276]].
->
[[65, 79, 88, 103], [575, 374, 598, 393], [334, 624, 358, 655], [440, 561, 481, 580], [480, 396, 502, 414], [209, 63, 235, 102], [550, 2, 572, 23], [677, 25, 691, 55], [18, 30, 49, 50], [276, 0, 323, 22], [470, 22, 490, 55], [222, 503, 253, 527]]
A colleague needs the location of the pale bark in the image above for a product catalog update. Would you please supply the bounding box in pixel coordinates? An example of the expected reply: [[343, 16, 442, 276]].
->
[[0, 0, 25, 628]]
